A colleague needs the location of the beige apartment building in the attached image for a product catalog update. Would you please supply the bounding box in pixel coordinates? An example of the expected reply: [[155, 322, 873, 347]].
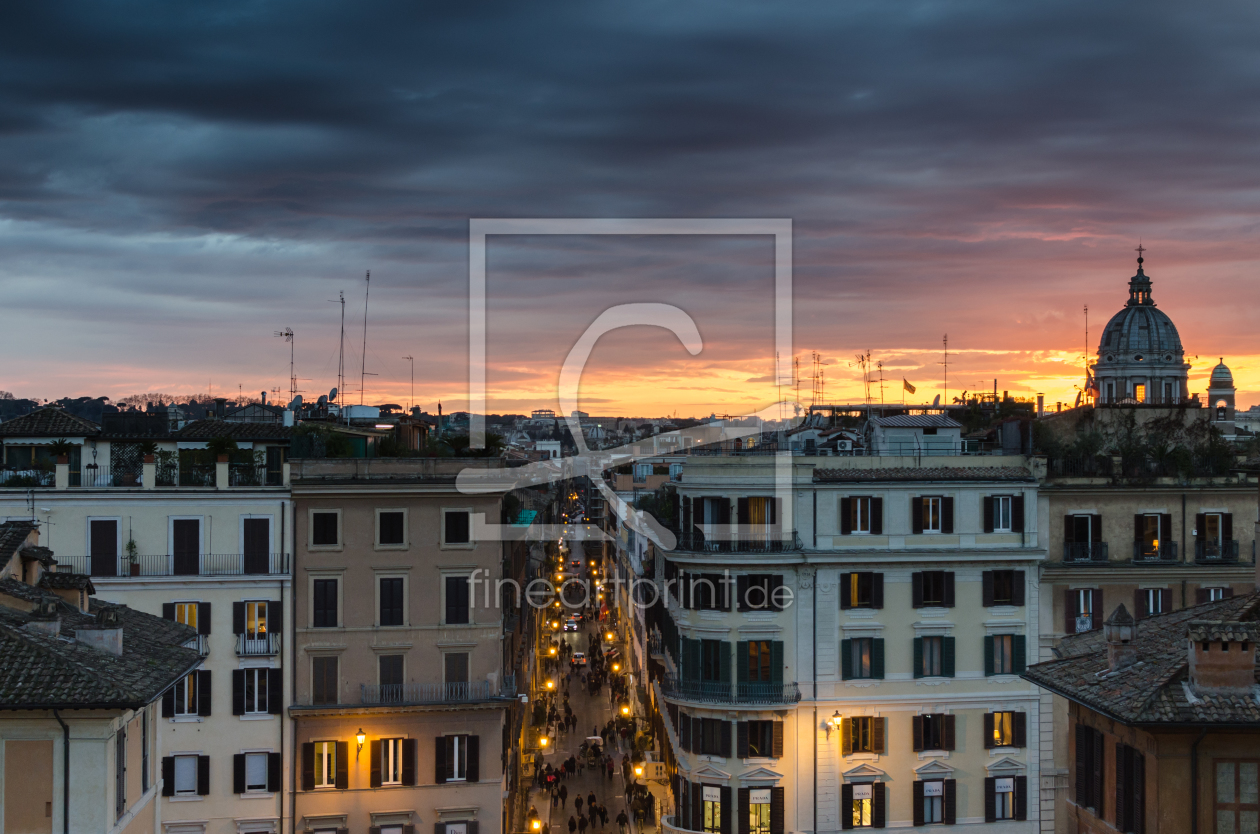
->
[[289, 459, 520, 834]]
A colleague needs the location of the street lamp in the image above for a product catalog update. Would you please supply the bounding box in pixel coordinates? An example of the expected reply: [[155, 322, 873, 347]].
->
[[634, 764, 644, 777], [355, 728, 366, 757], [612, 663, 621, 672], [546, 680, 555, 690], [827, 710, 842, 740], [620, 704, 631, 716]]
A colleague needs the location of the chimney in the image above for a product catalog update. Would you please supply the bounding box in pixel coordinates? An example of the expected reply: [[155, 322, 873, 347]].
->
[[24, 598, 61, 637], [76, 604, 124, 656], [260, 391, 267, 405], [1188, 621, 1260, 694], [214, 397, 227, 419], [1104, 604, 1138, 672]]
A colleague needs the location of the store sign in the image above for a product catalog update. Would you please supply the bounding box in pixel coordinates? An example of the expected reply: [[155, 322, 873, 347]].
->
[[995, 778, 1014, 793], [703, 787, 721, 802], [852, 784, 872, 800], [922, 781, 943, 797], [751, 789, 771, 805]]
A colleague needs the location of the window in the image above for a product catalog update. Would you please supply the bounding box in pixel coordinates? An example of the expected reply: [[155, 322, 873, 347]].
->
[[311, 511, 339, 546], [993, 777, 1015, 820], [444, 734, 470, 782], [913, 713, 955, 751], [701, 640, 725, 682], [921, 496, 942, 532], [1137, 513, 1168, 558], [737, 574, 782, 611], [746, 641, 772, 682], [850, 496, 872, 534], [1141, 588, 1169, 617], [702, 785, 722, 833], [312, 579, 338, 628], [444, 510, 471, 545], [922, 780, 944, 824], [445, 575, 470, 624], [749, 788, 771, 834], [1134, 383, 1146, 402], [444, 652, 470, 686], [698, 718, 728, 756], [746, 721, 775, 758], [844, 637, 882, 680], [378, 510, 406, 546], [314, 741, 337, 788], [245, 600, 268, 638], [916, 570, 951, 607], [1116, 744, 1146, 833], [1073, 589, 1096, 633], [920, 636, 942, 678], [382, 738, 404, 786], [1206, 587, 1231, 602], [312, 656, 338, 705], [841, 572, 881, 609], [379, 577, 404, 626], [243, 668, 270, 714], [173, 673, 198, 716], [850, 784, 874, 827], [1214, 760, 1259, 834], [173, 754, 198, 795], [993, 495, 1012, 532], [244, 752, 268, 793], [989, 711, 1023, 748], [849, 717, 880, 753], [1064, 513, 1103, 561], [1075, 724, 1105, 814], [986, 634, 1025, 676], [380, 654, 404, 687], [175, 602, 199, 631], [984, 569, 1022, 606]]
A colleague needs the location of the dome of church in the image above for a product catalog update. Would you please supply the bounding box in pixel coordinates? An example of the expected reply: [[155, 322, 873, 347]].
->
[[1096, 258, 1183, 362], [1210, 360, 1234, 387]]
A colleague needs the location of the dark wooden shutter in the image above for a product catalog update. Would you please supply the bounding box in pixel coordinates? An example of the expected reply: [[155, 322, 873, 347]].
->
[[736, 576, 750, 612], [873, 717, 886, 754], [720, 785, 731, 834], [1064, 514, 1075, 544], [173, 519, 200, 576], [268, 669, 283, 714], [770, 575, 785, 611], [983, 496, 995, 533], [1092, 729, 1105, 816], [1196, 587, 1209, 604], [984, 777, 996, 822], [1012, 495, 1025, 533], [735, 641, 749, 684], [912, 781, 925, 826], [984, 636, 995, 676], [233, 753, 246, 794], [942, 637, 955, 677], [982, 572, 995, 607], [1013, 636, 1026, 674], [196, 602, 211, 635], [944, 572, 955, 607], [1091, 589, 1104, 631], [720, 722, 732, 758], [942, 715, 956, 751], [870, 497, 883, 534], [1224, 513, 1234, 541], [738, 788, 751, 834], [232, 670, 245, 715], [1133, 751, 1145, 833], [911, 496, 923, 534], [268, 752, 281, 793], [434, 737, 447, 783], [772, 721, 783, 758], [1091, 514, 1103, 542], [679, 714, 692, 752], [770, 787, 784, 834], [162, 757, 175, 796], [1196, 513, 1206, 541], [736, 722, 748, 758], [466, 735, 479, 782], [233, 602, 245, 635], [839, 497, 852, 535], [335, 741, 348, 789], [197, 755, 210, 795], [301, 743, 314, 790], [872, 573, 884, 609], [911, 573, 924, 608], [370, 740, 382, 788], [1011, 571, 1025, 607], [162, 686, 174, 718], [842, 718, 852, 755], [1160, 513, 1173, 547], [737, 498, 749, 531], [871, 782, 886, 828], [841, 783, 854, 830], [1014, 775, 1028, 821], [90, 519, 118, 577], [912, 715, 923, 751], [1134, 514, 1144, 550], [1014, 712, 1027, 748], [1065, 589, 1078, 634], [1160, 588, 1172, 614], [243, 517, 270, 574], [269, 599, 282, 633], [841, 639, 852, 681], [197, 670, 212, 716], [402, 738, 416, 786], [692, 784, 703, 832], [941, 497, 954, 533], [840, 573, 852, 610], [1115, 742, 1127, 830], [1134, 588, 1146, 619], [1074, 725, 1089, 806], [913, 638, 923, 680], [983, 713, 995, 749], [943, 780, 956, 825], [162, 603, 175, 620], [769, 641, 784, 686], [872, 639, 885, 680]]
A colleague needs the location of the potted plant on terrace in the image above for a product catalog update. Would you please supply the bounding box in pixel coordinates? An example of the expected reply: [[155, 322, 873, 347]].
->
[[126, 538, 139, 576]]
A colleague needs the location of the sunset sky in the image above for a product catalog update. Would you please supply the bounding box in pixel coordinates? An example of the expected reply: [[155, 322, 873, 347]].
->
[[2, 2, 1258, 416]]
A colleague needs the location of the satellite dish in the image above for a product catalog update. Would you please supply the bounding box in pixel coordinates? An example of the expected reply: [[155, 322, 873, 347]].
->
[[292, 394, 303, 407], [318, 395, 328, 404], [932, 394, 940, 406], [329, 388, 338, 402]]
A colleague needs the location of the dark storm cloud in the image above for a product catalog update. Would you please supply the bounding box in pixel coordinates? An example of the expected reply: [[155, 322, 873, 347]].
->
[[2, 0, 1260, 406]]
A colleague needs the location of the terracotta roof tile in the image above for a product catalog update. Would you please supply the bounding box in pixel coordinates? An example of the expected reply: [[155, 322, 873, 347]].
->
[[0, 408, 99, 438], [813, 466, 1034, 483]]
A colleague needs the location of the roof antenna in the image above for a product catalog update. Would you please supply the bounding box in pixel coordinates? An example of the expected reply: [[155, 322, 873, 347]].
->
[[360, 271, 370, 406]]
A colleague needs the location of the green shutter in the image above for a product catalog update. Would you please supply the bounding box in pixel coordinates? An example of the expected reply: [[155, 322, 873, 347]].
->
[[942, 637, 956, 677], [912, 638, 923, 679], [1014, 635, 1026, 674], [841, 639, 852, 681], [872, 639, 885, 679], [984, 636, 995, 677], [770, 641, 784, 685], [736, 642, 749, 684], [719, 641, 732, 685]]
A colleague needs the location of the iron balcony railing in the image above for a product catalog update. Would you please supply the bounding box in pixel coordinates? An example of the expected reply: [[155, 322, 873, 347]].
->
[[1132, 541, 1178, 563], [359, 675, 516, 706], [183, 634, 210, 657], [670, 532, 802, 554], [236, 633, 282, 656], [1063, 542, 1109, 564], [57, 552, 289, 577], [0, 469, 55, 488], [1195, 540, 1241, 564], [659, 675, 801, 706], [178, 464, 216, 487]]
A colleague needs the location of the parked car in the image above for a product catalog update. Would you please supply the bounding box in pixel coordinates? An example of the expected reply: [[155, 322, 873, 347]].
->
[[570, 652, 588, 666]]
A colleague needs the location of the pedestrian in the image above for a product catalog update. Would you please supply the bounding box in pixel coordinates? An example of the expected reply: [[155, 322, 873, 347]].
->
[[560, 784, 569, 808], [599, 805, 609, 827], [589, 804, 598, 828], [616, 810, 629, 834], [569, 817, 578, 834], [576, 797, 584, 815], [578, 816, 588, 834], [588, 792, 597, 811]]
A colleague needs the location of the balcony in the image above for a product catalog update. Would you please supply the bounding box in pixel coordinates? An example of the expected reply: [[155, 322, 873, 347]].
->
[[359, 675, 516, 706], [671, 532, 802, 554], [183, 635, 210, 656], [660, 676, 801, 706], [236, 633, 281, 656], [1063, 542, 1109, 564], [0, 469, 54, 488], [1195, 540, 1241, 564], [1132, 541, 1178, 563], [57, 552, 289, 577]]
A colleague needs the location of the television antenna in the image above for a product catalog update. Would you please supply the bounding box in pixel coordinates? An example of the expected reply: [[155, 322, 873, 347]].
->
[[274, 327, 296, 401], [328, 292, 345, 420], [938, 335, 949, 409], [360, 271, 370, 405], [402, 355, 415, 411]]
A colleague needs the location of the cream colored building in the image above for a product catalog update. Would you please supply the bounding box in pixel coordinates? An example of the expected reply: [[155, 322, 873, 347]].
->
[[649, 454, 1044, 833]]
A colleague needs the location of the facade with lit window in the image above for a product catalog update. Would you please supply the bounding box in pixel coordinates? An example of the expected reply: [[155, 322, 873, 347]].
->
[[288, 458, 519, 834], [649, 454, 1044, 833]]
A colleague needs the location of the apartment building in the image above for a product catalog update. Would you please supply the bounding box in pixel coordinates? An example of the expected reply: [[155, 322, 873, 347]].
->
[[0, 408, 293, 834], [0, 519, 202, 834], [289, 458, 519, 834], [643, 452, 1044, 833]]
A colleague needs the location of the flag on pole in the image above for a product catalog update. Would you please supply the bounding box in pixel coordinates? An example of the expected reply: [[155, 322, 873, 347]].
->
[[903, 378, 916, 395]]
